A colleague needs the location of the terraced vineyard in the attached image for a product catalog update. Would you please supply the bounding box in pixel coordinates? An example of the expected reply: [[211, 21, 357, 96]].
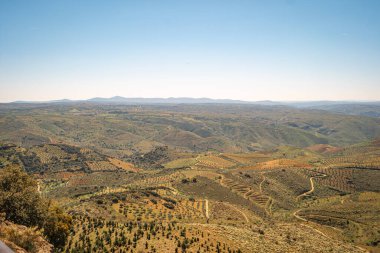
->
[[196, 155, 236, 169], [30, 145, 71, 163], [320, 156, 380, 169], [108, 157, 138, 172], [219, 175, 270, 213], [241, 158, 312, 170], [314, 168, 355, 193], [130, 171, 187, 188], [65, 215, 245, 253], [112, 198, 207, 223], [294, 192, 380, 247], [319, 142, 380, 169], [220, 153, 271, 165], [86, 161, 119, 171], [1, 136, 380, 252]]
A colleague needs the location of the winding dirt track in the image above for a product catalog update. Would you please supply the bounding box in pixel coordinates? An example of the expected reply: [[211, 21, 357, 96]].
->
[[37, 181, 42, 194], [259, 173, 266, 193], [296, 177, 316, 200], [293, 173, 337, 239], [223, 202, 249, 222], [259, 172, 274, 215], [293, 209, 308, 222], [293, 173, 368, 252], [205, 199, 209, 219], [296, 172, 327, 201]]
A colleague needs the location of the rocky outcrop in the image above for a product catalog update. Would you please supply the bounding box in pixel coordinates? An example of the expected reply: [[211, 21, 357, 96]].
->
[[0, 221, 53, 253]]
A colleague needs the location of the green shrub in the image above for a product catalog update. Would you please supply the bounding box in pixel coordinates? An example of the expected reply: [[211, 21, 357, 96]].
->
[[0, 166, 72, 249]]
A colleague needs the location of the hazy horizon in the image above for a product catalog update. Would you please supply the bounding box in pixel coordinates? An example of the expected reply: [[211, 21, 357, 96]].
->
[[4, 95, 380, 104], [1, 0, 380, 102], [1, 2, 380, 250]]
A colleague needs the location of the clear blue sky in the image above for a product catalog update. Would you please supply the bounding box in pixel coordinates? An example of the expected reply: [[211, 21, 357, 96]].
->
[[1, 0, 379, 102]]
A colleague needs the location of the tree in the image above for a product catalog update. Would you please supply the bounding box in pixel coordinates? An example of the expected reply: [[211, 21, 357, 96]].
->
[[43, 202, 72, 249], [0, 165, 46, 226], [0, 165, 72, 249]]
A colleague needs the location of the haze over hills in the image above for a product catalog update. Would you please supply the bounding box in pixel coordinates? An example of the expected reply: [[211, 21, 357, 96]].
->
[[7, 97, 380, 120], [1, 103, 380, 252], [1, 103, 380, 155], [9, 96, 380, 105], [11, 96, 249, 104], [2, 104, 380, 252], [1, 0, 380, 252]]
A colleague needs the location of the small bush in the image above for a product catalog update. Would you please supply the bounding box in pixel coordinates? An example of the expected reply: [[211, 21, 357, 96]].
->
[[163, 203, 175, 210], [181, 178, 190, 184]]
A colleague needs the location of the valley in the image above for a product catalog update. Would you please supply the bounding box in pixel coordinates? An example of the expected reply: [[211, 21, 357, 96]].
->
[[0, 104, 380, 252]]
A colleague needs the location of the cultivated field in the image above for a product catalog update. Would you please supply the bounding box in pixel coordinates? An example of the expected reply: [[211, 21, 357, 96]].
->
[[1, 104, 380, 252]]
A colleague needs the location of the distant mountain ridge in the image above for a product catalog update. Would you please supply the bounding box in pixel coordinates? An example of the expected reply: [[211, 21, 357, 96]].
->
[[10, 96, 380, 106], [7, 97, 380, 118], [87, 96, 250, 104], [12, 96, 249, 104]]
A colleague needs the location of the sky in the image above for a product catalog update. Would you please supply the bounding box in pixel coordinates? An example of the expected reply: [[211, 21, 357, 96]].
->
[[0, 0, 380, 102]]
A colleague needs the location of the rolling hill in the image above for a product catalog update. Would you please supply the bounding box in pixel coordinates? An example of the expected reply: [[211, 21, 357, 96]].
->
[[1, 103, 380, 157]]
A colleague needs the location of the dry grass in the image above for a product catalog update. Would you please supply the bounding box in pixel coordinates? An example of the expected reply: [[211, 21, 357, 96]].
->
[[222, 153, 271, 164], [242, 158, 312, 170], [197, 155, 236, 169], [86, 161, 119, 171], [164, 158, 197, 169], [108, 157, 139, 172], [0, 221, 52, 253]]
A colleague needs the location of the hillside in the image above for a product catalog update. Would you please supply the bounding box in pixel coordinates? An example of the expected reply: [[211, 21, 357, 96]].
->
[[1, 104, 380, 252], [1, 103, 380, 158], [0, 220, 53, 253], [1, 137, 380, 252], [2, 0, 380, 251], [308, 103, 380, 118]]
